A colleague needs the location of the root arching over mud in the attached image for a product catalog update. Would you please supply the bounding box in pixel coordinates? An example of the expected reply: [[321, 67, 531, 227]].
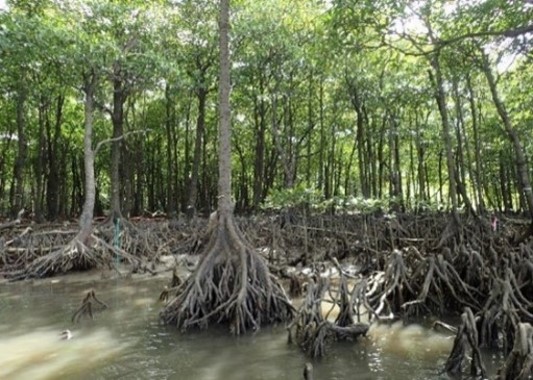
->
[[159, 212, 294, 334], [2, 210, 533, 377]]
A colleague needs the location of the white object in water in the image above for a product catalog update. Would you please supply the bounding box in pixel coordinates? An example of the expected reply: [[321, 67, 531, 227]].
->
[[59, 330, 72, 340]]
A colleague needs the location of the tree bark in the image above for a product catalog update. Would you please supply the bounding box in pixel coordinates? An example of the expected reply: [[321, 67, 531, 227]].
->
[[428, 54, 458, 214], [252, 76, 267, 210], [218, 0, 232, 215], [187, 86, 208, 216], [45, 94, 65, 220], [480, 51, 533, 220], [10, 85, 27, 217], [110, 64, 127, 220], [79, 74, 97, 240], [466, 74, 486, 212]]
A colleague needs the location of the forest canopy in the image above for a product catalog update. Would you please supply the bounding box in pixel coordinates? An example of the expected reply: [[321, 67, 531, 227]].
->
[[0, 0, 532, 220]]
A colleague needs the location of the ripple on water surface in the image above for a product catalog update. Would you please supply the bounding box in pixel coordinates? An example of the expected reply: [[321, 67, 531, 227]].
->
[[0, 278, 502, 380]]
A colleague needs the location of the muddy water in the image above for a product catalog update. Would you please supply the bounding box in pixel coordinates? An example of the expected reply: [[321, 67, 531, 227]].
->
[[0, 276, 500, 380]]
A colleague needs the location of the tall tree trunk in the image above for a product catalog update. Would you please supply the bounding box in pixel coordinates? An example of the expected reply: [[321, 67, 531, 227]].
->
[[389, 114, 403, 211], [182, 91, 193, 212], [187, 87, 207, 217], [34, 96, 47, 222], [451, 80, 476, 215], [217, 0, 232, 215], [346, 77, 370, 198], [317, 80, 325, 193], [165, 84, 177, 217], [480, 52, 533, 220], [110, 65, 127, 220], [466, 74, 486, 212], [46, 94, 65, 220], [414, 111, 427, 203], [271, 91, 295, 189], [79, 74, 97, 241], [10, 86, 27, 217], [252, 79, 266, 210], [160, 0, 294, 332], [428, 54, 458, 214]]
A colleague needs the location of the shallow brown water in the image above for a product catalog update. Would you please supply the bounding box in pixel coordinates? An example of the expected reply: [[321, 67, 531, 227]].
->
[[0, 275, 501, 380]]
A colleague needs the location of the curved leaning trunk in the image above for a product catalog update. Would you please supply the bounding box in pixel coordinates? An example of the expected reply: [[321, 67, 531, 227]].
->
[[480, 52, 533, 222]]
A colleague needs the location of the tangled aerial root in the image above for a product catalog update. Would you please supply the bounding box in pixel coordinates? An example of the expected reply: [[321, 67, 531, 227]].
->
[[7, 232, 139, 281], [444, 307, 487, 378], [160, 212, 294, 335], [288, 272, 369, 358]]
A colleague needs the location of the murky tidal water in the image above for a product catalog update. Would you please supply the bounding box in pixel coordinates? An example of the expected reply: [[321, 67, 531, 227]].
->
[[0, 276, 501, 380]]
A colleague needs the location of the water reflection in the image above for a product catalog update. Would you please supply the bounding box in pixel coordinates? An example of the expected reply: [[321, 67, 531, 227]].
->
[[0, 277, 498, 380]]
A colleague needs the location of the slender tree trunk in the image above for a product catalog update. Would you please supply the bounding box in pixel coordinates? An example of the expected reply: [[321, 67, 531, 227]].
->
[[34, 96, 47, 222], [466, 74, 485, 212], [218, 0, 232, 215], [271, 91, 295, 189], [79, 74, 97, 241], [165, 84, 176, 217], [252, 78, 266, 210], [110, 67, 127, 220], [346, 77, 369, 198], [318, 80, 325, 192], [10, 86, 27, 217], [182, 91, 193, 212], [187, 87, 207, 216], [428, 54, 458, 214], [45, 94, 65, 220], [481, 52, 533, 220], [306, 70, 314, 186], [414, 111, 427, 202]]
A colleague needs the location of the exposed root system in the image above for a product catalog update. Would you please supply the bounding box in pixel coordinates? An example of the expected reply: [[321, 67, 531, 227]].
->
[[445, 307, 487, 378], [2, 211, 533, 376], [288, 272, 369, 357], [159, 212, 294, 334], [497, 323, 533, 380]]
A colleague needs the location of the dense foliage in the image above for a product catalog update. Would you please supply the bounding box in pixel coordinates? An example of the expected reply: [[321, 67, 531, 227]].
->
[[0, 0, 532, 220]]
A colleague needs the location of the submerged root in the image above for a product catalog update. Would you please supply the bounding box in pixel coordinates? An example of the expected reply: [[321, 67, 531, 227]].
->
[[497, 323, 533, 380], [289, 273, 369, 358], [444, 307, 487, 379], [160, 212, 294, 334], [72, 289, 108, 323]]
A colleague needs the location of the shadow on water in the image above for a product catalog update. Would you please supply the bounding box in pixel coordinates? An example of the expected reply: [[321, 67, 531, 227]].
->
[[0, 278, 502, 380]]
